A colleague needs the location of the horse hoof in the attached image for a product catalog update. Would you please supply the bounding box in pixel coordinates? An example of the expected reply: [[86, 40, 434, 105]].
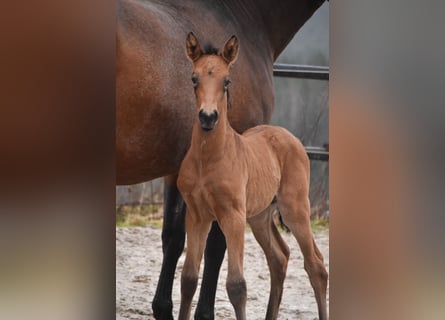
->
[[152, 299, 173, 320], [194, 310, 214, 320]]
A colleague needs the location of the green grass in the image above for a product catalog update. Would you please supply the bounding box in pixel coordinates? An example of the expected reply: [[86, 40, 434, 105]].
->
[[311, 218, 329, 232], [116, 204, 162, 227]]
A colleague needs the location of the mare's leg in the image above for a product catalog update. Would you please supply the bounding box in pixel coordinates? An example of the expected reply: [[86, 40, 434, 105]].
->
[[194, 222, 227, 320], [277, 191, 328, 320], [152, 175, 186, 320], [179, 209, 213, 320], [218, 212, 247, 320], [248, 205, 290, 320]]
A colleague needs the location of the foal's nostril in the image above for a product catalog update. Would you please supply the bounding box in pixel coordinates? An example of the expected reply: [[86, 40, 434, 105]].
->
[[198, 109, 218, 130], [198, 109, 206, 122]]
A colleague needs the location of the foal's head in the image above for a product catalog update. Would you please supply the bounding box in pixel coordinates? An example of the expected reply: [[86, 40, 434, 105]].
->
[[186, 32, 239, 131]]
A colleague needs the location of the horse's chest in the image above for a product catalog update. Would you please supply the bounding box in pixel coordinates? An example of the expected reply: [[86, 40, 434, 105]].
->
[[178, 167, 242, 215], [178, 178, 212, 216]]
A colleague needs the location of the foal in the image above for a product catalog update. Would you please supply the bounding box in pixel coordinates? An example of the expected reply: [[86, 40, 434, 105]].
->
[[178, 33, 328, 320]]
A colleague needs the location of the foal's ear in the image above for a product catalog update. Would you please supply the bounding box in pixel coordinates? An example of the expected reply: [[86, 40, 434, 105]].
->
[[186, 32, 202, 62], [222, 35, 239, 66]]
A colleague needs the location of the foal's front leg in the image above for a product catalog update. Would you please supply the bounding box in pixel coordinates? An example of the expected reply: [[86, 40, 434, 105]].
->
[[179, 208, 212, 320], [218, 211, 247, 320]]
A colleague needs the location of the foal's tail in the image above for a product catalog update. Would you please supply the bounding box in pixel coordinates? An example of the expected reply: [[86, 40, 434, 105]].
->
[[271, 196, 290, 233], [278, 211, 290, 233]]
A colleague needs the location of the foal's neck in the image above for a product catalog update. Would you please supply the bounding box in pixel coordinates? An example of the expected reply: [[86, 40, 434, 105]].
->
[[191, 108, 236, 163]]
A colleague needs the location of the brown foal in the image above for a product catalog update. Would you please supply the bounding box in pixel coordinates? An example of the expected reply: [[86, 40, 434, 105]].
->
[[177, 33, 328, 320]]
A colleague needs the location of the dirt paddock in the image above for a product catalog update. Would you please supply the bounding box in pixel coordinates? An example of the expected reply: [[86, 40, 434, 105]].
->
[[116, 225, 329, 320]]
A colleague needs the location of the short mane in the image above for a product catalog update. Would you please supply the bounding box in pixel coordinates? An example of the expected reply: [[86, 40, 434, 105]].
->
[[203, 43, 219, 55]]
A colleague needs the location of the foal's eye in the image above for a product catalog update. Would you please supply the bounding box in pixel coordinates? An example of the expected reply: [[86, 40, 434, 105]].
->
[[191, 75, 199, 87], [223, 79, 231, 90]]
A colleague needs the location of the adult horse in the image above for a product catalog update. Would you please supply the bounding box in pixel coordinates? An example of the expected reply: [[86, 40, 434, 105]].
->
[[116, 0, 327, 319]]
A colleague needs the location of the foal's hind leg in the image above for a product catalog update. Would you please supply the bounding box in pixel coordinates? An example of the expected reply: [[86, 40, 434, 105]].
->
[[277, 192, 328, 320], [248, 205, 290, 320]]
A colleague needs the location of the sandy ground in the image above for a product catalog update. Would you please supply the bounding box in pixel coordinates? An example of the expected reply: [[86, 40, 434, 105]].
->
[[116, 225, 329, 320]]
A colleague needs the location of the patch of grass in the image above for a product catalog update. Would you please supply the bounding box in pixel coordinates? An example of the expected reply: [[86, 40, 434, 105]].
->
[[147, 219, 163, 229], [116, 210, 127, 225], [311, 218, 329, 232], [128, 214, 148, 227], [116, 204, 162, 227], [139, 204, 160, 216]]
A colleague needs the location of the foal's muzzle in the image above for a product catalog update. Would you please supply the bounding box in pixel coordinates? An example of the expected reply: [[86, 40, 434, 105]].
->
[[198, 109, 219, 131]]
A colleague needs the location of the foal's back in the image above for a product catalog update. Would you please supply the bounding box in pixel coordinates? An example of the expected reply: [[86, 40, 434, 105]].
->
[[239, 125, 310, 218]]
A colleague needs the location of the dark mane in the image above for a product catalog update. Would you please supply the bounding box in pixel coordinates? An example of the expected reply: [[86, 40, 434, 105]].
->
[[227, 87, 232, 109], [203, 43, 219, 55]]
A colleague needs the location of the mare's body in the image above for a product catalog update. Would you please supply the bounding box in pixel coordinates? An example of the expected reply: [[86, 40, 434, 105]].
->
[[178, 34, 328, 320], [116, 0, 326, 318]]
